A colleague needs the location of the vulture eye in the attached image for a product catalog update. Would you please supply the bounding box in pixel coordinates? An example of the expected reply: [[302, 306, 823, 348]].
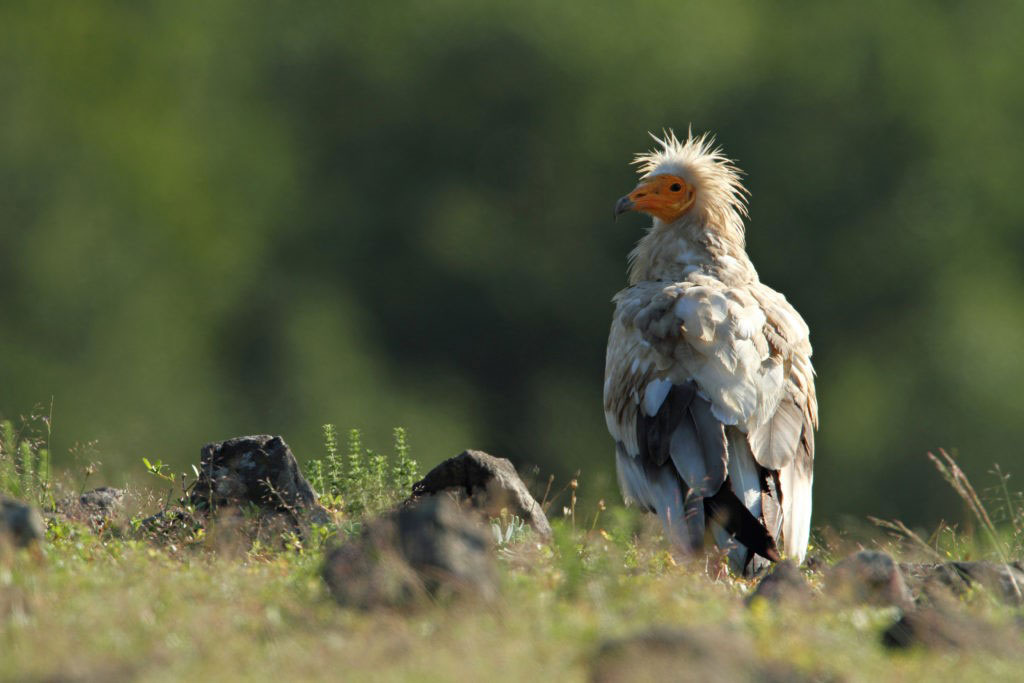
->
[[669, 183, 682, 192]]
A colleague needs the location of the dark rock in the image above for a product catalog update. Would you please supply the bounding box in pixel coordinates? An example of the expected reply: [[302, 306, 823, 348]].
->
[[1, 496, 45, 549], [747, 560, 813, 606], [883, 608, 965, 650], [189, 435, 329, 527], [902, 561, 1024, 605], [410, 450, 551, 538], [396, 494, 497, 595], [882, 606, 1015, 652], [827, 550, 913, 608], [323, 495, 497, 609], [591, 627, 813, 683], [322, 516, 420, 609]]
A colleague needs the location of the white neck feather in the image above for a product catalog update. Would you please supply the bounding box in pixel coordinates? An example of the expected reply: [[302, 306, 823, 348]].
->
[[627, 216, 755, 285]]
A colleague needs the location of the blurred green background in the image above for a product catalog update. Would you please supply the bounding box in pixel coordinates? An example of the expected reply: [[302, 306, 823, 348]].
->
[[2, 1, 1023, 526]]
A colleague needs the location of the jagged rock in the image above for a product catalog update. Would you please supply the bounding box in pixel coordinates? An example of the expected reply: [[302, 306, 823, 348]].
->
[[747, 560, 813, 605], [410, 450, 551, 538], [323, 495, 497, 609], [901, 561, 1024, 605], [827, 550, 913, 608], [189, 435, 329, 528], [1, 496, 45, 549]]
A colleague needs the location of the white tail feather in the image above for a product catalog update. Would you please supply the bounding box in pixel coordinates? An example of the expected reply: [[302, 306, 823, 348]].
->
[[779, 457, 813, 562]]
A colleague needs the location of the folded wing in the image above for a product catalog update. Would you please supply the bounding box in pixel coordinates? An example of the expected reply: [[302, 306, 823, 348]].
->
[[604, 276, 816, 571]]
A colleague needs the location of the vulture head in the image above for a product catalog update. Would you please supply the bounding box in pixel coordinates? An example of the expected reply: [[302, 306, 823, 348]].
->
[[614, 130, 749, 245]]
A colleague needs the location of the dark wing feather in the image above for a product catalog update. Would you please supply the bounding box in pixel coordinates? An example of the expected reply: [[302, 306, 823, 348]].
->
[[637, 381, 695, 466], [704, 484, 781, 563], [635, 380, 779, 564], [686, 394, 729, 493]]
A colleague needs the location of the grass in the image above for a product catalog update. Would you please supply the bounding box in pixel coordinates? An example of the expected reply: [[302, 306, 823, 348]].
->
[[3, 422, 1024, 681]]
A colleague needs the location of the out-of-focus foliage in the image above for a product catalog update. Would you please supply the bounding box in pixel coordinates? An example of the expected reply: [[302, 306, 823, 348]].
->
[[2, 1, 1023, 526]]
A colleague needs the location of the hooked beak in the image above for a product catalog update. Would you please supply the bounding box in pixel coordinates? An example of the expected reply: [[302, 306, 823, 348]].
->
[[613, 195, 635, 220]]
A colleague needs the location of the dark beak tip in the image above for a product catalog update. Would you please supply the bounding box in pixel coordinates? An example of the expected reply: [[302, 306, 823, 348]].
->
[[614, 196, 634, 219]]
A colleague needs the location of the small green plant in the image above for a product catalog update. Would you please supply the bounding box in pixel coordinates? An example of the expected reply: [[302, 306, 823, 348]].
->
[[491, 513, 529, 548], [366, 447, 391, 511], [323, 423, 342, 495], [305, 426, 419, 518], [0, 401, 55, 506], [986, 462, 1024, 558], [345, 428, 364, 504], [391, 428, 418, 493], [142, 457, 177, 509]]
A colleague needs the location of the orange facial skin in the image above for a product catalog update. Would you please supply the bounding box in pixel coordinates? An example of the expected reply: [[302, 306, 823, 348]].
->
[[614, 174, 696, 223]]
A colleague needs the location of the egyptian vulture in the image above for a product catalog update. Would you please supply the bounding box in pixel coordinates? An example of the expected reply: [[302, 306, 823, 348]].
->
[[604, 131, 817, 575]]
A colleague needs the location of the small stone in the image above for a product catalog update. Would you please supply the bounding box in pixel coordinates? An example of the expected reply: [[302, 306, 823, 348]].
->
[[746, 560, 813, 606], [79, 486, 124, 513], [902, 561, 1024, 605], [55, 487, 125, 526], [950, 562, 1024, 605], [1, 496, 45, 549], [410, 450, 551, 538], [827, 550, 913, 608], [323, 495, 497, 609]]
